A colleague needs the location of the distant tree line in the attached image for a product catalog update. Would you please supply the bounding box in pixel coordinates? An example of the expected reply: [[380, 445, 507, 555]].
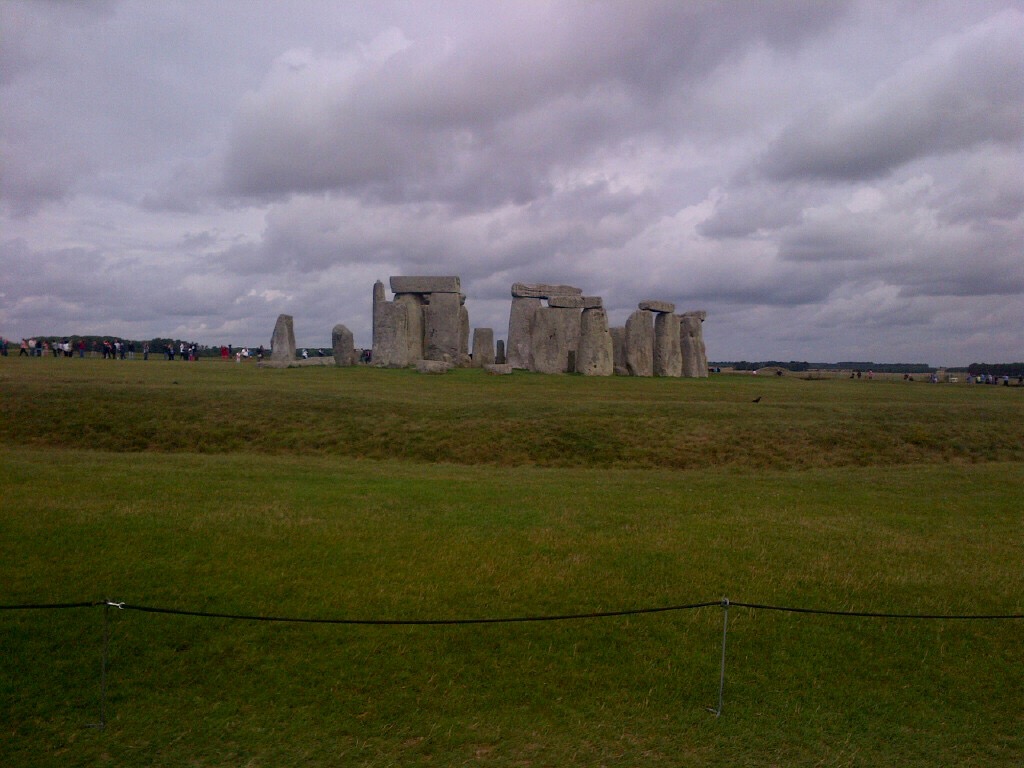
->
[[960, 362, 1024, 377], [712, 361, 936, 373]]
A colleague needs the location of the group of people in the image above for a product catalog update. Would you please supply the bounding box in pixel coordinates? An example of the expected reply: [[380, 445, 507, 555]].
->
[[12, 338, 86, 357]]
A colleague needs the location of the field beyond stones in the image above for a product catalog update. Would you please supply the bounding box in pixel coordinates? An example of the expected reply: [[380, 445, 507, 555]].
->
[[2, 358, 1022, 767]]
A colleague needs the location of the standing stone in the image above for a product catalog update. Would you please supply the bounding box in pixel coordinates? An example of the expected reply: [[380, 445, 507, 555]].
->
[[423, 291, 461, 362], [270, 314, 296, 362], [373, 302, 410, 368], [653, 312, 682, 377], [371, 281, 386, 350], [495, 339, 506, 364], [529, 307, 581, 374], [459, 302, 470, 356], [680, 311, 709, 378], [471, 328, 495, 366], [394, 293, 425, 362], [332, 324, 355, 367], [506, 296, 541, 369], [624, 310, 654, 377], [610, 327, 628, 376], [576, 307, 613, 376]]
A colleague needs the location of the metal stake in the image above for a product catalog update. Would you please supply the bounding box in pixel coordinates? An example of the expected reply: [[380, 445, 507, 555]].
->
[[708, 597, 729, 717]]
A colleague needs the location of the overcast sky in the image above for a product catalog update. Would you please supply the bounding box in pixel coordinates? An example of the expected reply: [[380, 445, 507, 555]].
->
[[2, 1, 1022, 365]]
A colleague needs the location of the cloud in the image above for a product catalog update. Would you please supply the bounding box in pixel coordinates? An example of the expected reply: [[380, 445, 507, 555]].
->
[[760, 9, 1024, 182]]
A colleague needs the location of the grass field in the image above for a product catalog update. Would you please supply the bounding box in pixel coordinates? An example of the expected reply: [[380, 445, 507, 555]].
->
[[1, 357, 1022, 766]]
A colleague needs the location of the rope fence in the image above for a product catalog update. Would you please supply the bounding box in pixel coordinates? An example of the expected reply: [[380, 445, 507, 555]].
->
[[3, 597, 1022, 726]]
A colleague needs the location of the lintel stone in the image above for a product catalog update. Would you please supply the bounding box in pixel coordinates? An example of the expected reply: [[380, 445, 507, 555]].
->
[[639, 300, 676, 314], [511, 282, 583, 299], [390, 276, 461, 294]]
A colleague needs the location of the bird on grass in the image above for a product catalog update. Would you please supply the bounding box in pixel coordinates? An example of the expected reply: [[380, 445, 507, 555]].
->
[[751, 396, 762, 403]]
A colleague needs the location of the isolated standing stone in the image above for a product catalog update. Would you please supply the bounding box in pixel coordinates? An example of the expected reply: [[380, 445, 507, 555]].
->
[[529, 306, 581, 374], [270, 314, 296, 362], [472, 328, 495, 366], [506, 296, 541, 369], [679, 311, 709, 378], [495, 339, 506, 364], [373, 302, 410, 368], [332, 324, 354, 367], [423, 291, 461, 362], [459, 303, 470, 356], [371, 281, 386, 350], [624, 310, 654, 377], [653, 312, 682, 377], [576, 307, 613, 376]]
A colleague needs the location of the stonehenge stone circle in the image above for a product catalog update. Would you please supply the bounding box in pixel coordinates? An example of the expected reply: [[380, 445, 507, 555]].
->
[[332, 324, 355, 366], [270, 314, 296, 362]]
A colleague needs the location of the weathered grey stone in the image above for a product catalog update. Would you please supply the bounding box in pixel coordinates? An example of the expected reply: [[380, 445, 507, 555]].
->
[[423, 291, 461, 362], [371, 280, 386, 350], [471, 328, 495, 366], [495, 339, 506, 364], [624, 309, 654, 377], [511, 282, 583, 299], [483, 363, 514, 375], [459, 305, 470, 357], [373, 302, 410, 368], [270, 314, 296, 362], [679, 311, 709, 378], [548, 295, 586, 308], [394, 293, 425, 362], [639, 300, 676, 314], [610, 327, 628, 376], [529, 306, 581, 374], [653, 312, 682, 377], [576, 307, 613, 376], [581, 296, 603, 309], [506, 296, 541, 369], [390, 276, 461, 294], [415, 359, 452, 374], [332, 324, 355, 367]]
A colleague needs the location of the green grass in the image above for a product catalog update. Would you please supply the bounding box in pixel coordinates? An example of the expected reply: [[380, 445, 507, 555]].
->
[[1, 357, 1022, 766]]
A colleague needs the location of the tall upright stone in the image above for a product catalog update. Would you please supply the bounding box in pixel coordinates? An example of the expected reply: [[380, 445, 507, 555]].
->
[[507, 296, 541, 369], [495, 339, 506, 365], [471, 328, 495, 366], [653, 312, 682, 377], [529, 307, 581, 374], [394, 293, 425, 362], [270, 314, 296, 362], [610, 327, 628, 376], [332, 324, 355, 367], [459, 300, 470, 357], [423, 291, 461, 362], [679, 311, 709, 378], [576, 307, 613, 376], [371, 281, 386, 350], [373, 302, 410, 368], [624, 309, 654, 377]]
